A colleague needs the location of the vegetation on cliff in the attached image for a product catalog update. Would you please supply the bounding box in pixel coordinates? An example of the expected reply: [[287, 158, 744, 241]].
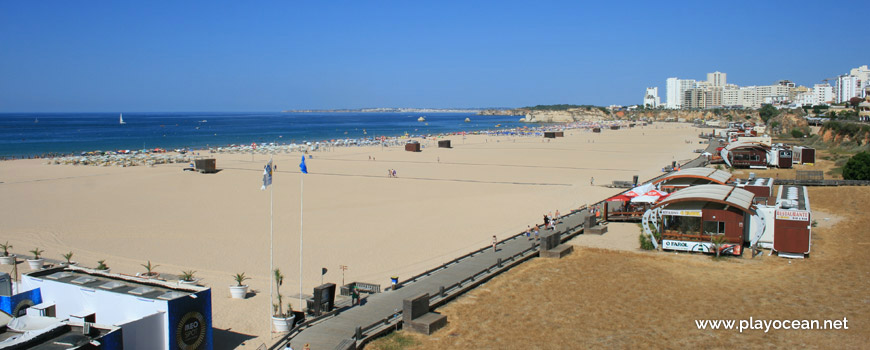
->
[[842, 152, 870, 180], [522, 104, 609, 114]]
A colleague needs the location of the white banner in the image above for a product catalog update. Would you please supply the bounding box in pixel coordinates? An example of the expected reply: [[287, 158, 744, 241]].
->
[[663, 240, 711, 252], [775, 210, 809, 221], [662, 240, 741, 255]]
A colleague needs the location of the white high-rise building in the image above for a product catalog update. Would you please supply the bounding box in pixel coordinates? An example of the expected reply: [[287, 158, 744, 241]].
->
[[666, 78, 679, 109], [707, 71, 726, 87], [666, 78, 695, 109], [836, 75, 859, 103], [643, 87, 660, 108], [813, 83, 833, 105]]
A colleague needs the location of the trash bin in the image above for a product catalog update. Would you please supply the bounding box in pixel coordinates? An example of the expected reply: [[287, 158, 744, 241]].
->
[[390, 276, 399, 290]]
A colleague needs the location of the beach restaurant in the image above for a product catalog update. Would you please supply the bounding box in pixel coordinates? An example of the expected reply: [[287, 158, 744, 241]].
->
[[651, 168, 733, 193], [720, 141, 771, 168], [650, 184, 757, 256], [1, 266, 213, 350]]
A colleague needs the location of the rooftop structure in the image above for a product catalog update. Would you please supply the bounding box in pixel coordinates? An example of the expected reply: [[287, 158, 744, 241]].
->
[[653, 168, 733, 191], [19, 266, 213, 350]]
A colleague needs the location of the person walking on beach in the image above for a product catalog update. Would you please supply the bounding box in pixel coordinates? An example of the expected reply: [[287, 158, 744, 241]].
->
[[392, 169, 397, 178], [387, 169, 392, 178], [590, 177, 594, 186], [492, 235, 498, 252], [534, 225, 540, 240], [555, 210, 561, 223], [526, 225, 532, 240]]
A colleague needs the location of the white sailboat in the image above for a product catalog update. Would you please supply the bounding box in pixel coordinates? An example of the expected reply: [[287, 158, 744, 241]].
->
[[120, 113, 126, 125]]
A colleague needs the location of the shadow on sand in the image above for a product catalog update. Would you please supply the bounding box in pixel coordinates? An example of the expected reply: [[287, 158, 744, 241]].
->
[[213, 328, 258, 350]]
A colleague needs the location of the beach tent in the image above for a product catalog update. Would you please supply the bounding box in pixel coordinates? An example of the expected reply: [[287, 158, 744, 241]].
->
[[631, 189, 670, 203]]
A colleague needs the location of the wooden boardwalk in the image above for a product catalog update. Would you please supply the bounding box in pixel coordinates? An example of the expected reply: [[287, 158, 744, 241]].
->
[[274, 210, 589, 350]]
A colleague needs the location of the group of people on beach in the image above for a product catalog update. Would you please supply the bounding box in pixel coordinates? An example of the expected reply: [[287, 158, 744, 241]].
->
[[387, 169, 397, 178]]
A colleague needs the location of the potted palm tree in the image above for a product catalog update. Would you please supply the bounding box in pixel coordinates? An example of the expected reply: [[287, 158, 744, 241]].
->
[[179, 270, 198, 285], [140, 260, 160, 279], [230, 273, 250, 299], [96, 259, 110, 272], [62, 251, 76, 266], [0, 242, 15, 265], [271, 268, 295, 332], [27, 248, 45, 270]]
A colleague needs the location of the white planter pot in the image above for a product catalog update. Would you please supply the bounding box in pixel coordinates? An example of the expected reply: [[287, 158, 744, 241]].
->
[[271, 315, 295, 332], [179, 279, 198, 286], [0, 255, 15, 265], [27, 258, 44, 270], [229, 285, 249, 299]]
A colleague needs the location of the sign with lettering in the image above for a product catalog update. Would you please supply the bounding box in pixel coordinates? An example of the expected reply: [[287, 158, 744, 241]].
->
[[662, 240, 741, 255], [663, 240, 710, 252], [775, 210, 809, 221], [661, 209, 702, 217], [176, 311, 206, 350]]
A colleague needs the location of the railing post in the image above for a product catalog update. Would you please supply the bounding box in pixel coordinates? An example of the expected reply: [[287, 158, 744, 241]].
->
[[355, 326, 362, 340], [497, 257, 502, 268], [440, 285, 446, 297]]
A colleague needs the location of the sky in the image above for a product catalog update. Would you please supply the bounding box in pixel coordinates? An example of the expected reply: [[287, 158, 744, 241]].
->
[[1, 0, 868, 112]]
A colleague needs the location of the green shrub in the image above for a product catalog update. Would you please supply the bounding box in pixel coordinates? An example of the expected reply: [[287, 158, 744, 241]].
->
[[842, 152, 870, 180], [791, 128, 804, 138]]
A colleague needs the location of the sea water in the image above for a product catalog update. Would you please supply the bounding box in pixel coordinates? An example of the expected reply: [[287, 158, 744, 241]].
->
[[0, 112, 526, 157]]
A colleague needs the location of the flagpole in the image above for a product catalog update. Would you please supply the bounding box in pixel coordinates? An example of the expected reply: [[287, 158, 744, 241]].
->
[[269, 156, 274, 335], [299, 166, 304, 312]]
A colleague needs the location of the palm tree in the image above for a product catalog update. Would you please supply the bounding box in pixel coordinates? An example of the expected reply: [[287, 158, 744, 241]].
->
[[62, 251, 74, 265], [141, 260, 159, 277], [710, 234, 728, 259], [233, 272, 250, 286], [29, 248, 44, 259]]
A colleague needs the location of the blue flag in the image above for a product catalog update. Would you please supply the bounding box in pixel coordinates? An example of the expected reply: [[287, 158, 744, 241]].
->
[[261, 160, 273, 190], [299, 156, 308, 174]]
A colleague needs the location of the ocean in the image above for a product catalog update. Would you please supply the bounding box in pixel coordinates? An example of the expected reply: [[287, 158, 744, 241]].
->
[[0, 112, 527, 158]]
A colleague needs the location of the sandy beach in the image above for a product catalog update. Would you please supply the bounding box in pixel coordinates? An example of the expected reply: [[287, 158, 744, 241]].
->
[[0, 122, 701, 348]]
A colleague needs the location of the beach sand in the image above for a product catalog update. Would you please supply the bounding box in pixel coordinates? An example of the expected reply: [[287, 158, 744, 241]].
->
[[0, 123, 701, 349]]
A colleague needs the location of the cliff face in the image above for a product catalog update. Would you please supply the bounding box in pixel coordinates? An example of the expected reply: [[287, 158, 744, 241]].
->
[[478, 107, 609, 123]]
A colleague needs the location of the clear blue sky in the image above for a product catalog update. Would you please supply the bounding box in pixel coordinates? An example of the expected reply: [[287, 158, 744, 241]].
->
[[1, 0, 867, 112]]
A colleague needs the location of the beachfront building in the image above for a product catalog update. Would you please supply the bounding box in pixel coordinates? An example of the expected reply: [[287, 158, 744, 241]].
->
[[643, 87, 660, 108], [5, 266, 214, 350], [646, 184, 757, 256], [720, 141, 771, 168], [651, 168, 733, 193], [753, 185, 813, 257]]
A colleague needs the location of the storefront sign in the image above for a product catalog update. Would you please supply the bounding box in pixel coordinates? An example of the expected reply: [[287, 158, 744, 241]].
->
[[775, 210, 809, 221], [661, 209, 702, 217]]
